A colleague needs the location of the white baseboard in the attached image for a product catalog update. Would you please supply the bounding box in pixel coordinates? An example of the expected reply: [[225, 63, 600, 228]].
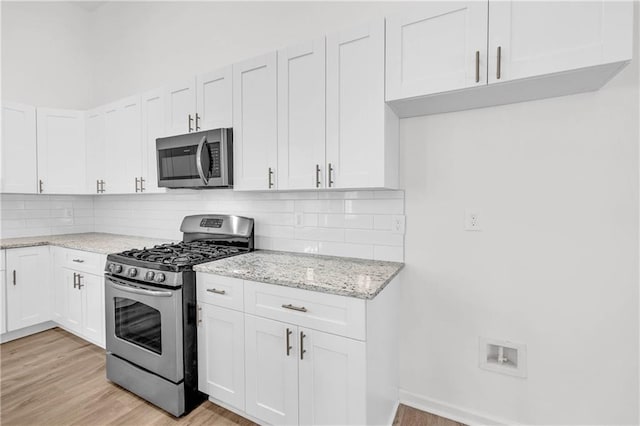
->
[[399, 389, 517, 426], [388, 399, 401, 425], [0, 321, 57, 344]]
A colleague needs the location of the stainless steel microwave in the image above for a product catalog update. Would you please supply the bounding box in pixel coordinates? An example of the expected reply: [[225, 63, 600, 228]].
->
[[156, 128, 233, 188]]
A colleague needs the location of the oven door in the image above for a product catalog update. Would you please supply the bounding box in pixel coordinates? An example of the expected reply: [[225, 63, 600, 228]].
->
[[105, 275, 183, 383], [156, 129, 230, 188]]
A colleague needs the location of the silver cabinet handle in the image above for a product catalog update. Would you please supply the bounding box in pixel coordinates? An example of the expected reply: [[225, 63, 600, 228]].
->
[[135, 177, 140, 192], [72, 258, 84, 263], [268, 167, 274, 189], [96, 179, 101, 194], [73, 272, 78, 289], [140, 177, 145, 192], [300, 331, 307, 360], [197, 305, 202, 325], [206, 288, 226, 295], [195, 113, 201, 131], [315, 164, 321, 188], [286, 328, 292, 356], [101, 180, 106, 193], [327, 163, 334, 188], [475, 51, 480, 83], [188, 114, 194, 132], [496, 46, 502, 80], [77, 274, 84, 289], [195, 136, 209, 185], [39, 180, 43, 193], [282, 303, 307, 313], [12, 270, 16, 286]]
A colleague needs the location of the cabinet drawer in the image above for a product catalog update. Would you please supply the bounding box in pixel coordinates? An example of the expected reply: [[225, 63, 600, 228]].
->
[[58, 248, 105, 275], [196, 273, 243, 311], [244, 281, 366, 340]]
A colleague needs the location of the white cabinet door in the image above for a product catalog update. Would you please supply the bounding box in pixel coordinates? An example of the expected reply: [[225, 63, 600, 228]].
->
[[326, 20, 389, 189], [196, 66, 233, 130], [104, 96, 142, 194], [245, 315, 298, 425], [0, 250, 5, 334], [81, 273, 104, 347], [298, 328, 367, 425], [51, 249, 66, 324], [386, 2, 488, 100], [164, 78, 197, 136], [233, 52, 278, 191], [5, 247, 50, 331], [488, 1, 633, 84], [86, 107, 106, 194], [64, 269, 83, 335], [141, 89, 166, 193], [36, 108, 86, 194], [277, 39, 326, 190], [1, 102, 37, 193], [198, 303, 245, 410]]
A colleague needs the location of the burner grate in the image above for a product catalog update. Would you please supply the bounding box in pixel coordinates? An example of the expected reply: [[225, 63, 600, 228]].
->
[[119, 241, 245, 267]]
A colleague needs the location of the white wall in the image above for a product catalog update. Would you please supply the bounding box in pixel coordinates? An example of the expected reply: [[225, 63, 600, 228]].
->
[[398, 10, 640, 425], [1, 2, 92, 109], [87, 1, 429, 106]]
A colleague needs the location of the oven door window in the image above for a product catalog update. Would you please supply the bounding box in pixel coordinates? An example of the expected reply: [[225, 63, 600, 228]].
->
[[114, 297, 162, 355]]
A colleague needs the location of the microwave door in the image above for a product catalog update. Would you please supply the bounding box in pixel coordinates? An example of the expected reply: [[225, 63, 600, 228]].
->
[[157, 140, 202, 188]]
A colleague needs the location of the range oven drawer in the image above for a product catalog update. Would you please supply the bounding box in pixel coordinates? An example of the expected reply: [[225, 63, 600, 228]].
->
[[243, 280, 366, 340], [196, 273, 243, 311]]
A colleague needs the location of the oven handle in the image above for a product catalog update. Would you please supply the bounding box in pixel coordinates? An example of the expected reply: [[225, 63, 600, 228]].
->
[[108, 279, 174, 298], [195, 135, 209, 185]]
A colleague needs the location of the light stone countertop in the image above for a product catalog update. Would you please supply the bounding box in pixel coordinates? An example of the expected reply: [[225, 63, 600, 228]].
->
[[193, 250, 404, 300], [0, 233, 174, 254]]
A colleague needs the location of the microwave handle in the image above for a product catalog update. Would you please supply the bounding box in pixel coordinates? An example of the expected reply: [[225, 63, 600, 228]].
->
[[196, 135, 209, 185]]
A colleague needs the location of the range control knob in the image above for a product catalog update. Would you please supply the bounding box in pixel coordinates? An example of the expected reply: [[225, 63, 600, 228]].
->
[[145, 271, 155, 281], [154, 273, 166, 283], [109, 263, 123, 273], [128, 268, 138, 277]]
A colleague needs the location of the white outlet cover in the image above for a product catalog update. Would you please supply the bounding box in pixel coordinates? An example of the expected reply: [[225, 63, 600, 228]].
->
[[294, 212, 304, 228], [391, 215, 405, 234], [465, 208, 481, 231]]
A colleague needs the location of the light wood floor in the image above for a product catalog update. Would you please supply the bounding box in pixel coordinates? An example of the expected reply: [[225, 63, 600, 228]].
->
[[1, 328, 463, 426]]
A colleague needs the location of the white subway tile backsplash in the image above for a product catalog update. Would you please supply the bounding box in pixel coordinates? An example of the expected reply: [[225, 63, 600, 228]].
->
[[1, 190, 404, 262]]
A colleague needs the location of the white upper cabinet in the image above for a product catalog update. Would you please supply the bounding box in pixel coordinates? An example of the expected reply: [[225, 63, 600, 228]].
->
[[164, 78, 197, 136], [141, 89, 166, 193], [233, 52, 278, 191], [386, 2, 489, 100], [327, 20, 399, 189], [196, 66, 233, 130], [487, 1, 633, 84], [1, 102, 37, 193], [386, 0, 633, 117], [36, 108, 86, 194], [277, 38, 326, 191], [85, 107, 106, 194], [104, 96, 143, 194]]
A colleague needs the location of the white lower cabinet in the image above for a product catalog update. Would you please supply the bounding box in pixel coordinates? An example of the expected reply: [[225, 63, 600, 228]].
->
[[245, 315, 299, 425], [5, 246, 51, 331], [0, 250, 5, 334], [196, 273, 399, 426], [197, 303, 245, 410], [51, 247, 105, 347]]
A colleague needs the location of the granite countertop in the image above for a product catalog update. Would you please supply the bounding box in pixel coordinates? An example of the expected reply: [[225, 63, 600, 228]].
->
[[193, 250, 404, 300], [0, 233, 174, 255]]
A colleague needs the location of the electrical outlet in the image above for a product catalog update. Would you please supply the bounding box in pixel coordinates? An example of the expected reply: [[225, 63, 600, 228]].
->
[[465, 208, 481, 231], [294, 212, 304, 227], [391, 215, 405, 234], [479, 337, 527, 378], [64, 208, 73, 218]]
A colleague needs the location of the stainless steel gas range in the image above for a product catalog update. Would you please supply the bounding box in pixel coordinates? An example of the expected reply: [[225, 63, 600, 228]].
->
[[104, 214, 254, 416]]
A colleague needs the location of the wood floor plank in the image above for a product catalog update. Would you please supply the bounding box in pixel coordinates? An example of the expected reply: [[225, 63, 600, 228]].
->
[[2, 328, 461, 426]]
